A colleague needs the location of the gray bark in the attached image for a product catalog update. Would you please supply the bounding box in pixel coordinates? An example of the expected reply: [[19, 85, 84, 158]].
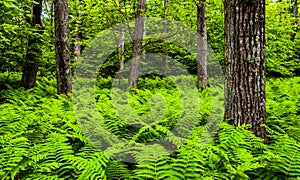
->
[[119, 22, 125, 70], [54, 0, 72, 95], [128, 0, 146, 88], [74, 11, 82, 62], [224, 0, 268, 142], [196, 0, 208, 89], [119, 3, 125, 71], [163, 0, 169, 68]]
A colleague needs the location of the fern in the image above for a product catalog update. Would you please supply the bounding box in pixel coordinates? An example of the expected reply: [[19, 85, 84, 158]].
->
[[0, 75, 300, 179], [170, 145, 206, 179], [260, 135, 300, 179], [105, 160, 132, 180], [133, 157, 171, 180]]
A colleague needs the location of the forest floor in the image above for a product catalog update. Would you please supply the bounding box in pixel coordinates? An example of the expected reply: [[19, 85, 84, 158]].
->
[[0, 73, 299, 179]]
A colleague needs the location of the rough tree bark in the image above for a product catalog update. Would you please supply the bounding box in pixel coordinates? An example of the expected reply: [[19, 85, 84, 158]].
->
[[128, 0, 146, 88], [196, 0, 208, 89], [54, 0, 72, 95], [21, 0, 44, 89], [224, 0, 268, 142]]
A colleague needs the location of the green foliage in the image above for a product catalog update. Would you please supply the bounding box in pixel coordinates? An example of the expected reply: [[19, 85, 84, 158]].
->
[[0, 0, 300, 179], [94, 75, 202, 143], [105, 160, 132, 180], [0, 0, 31, 72], [266, 0, 300, 77], [206, 0, 225, 69], [1, 0, 299, 78], [0, 75, 109, 179], [0, 74, 300, 179], [266, 77, 300, 141], [260, 136, 300, 179]]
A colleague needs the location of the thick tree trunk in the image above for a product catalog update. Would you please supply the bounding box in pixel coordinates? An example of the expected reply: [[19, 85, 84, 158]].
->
[[224, 0, 268, 142], [128, 0, 146, 88], [21, 0, 43, 89], [54, 0, 72, 95], [196, 0, 208, 89]]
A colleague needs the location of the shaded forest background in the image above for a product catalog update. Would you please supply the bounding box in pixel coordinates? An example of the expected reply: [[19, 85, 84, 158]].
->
[[1, 0, 299, 78]]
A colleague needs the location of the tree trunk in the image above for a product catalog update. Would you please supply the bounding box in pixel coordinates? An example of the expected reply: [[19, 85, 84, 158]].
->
[[21, 0, 44, 89], [128, 0, 146, 88], [119, 22, 125, 70], [54, 0, 72, 95], [74, 11, 82, 62], [119, 3, 125, 71], [224, 0, 268, 142], [163, 0, 169, 68], [196, 0, 208, 89], [143, 19, 146, 54]]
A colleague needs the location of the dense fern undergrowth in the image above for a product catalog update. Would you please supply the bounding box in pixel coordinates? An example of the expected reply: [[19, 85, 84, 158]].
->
[[0, 73, 300, 179]]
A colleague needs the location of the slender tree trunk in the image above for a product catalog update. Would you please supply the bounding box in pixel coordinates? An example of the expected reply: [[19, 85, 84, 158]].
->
[[224, 0, 268, 142], [119, 3, 125, 71], [128, 0, 146, 88], [143, 19, 146, 54], [74, 11, 82, 62], [196, 0, 208, 89], [163, 0, 169, 68], [119, 22, 125, 70], [21, 0, 44, 89], [54, 0, 72, 95]]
